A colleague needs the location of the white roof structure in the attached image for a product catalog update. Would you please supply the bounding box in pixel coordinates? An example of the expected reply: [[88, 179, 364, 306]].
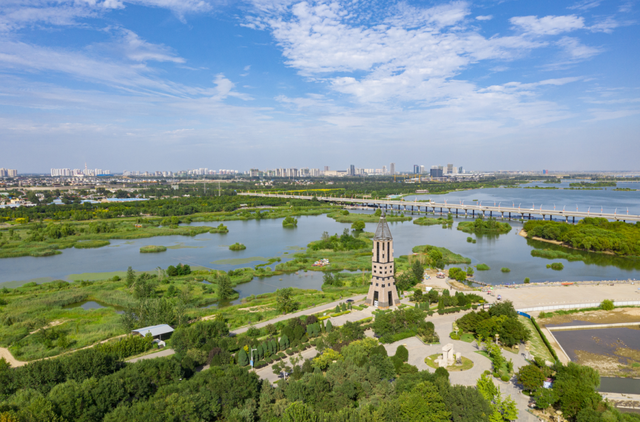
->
[[132, 324, 174, 337]]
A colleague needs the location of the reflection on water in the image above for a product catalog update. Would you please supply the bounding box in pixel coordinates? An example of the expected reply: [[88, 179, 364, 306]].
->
[[553, 325, 640, 363], [599, 377, 640, 394], [199, 270, 328, 309]]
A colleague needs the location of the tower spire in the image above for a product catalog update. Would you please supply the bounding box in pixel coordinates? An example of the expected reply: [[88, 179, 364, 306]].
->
[[365, 214, 400, 309]]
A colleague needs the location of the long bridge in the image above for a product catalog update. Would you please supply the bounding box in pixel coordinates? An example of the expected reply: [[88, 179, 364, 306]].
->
[[238, 192, 640, 223]]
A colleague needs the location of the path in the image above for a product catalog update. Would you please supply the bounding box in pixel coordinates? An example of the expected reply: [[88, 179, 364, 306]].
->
[[128, 348, 175, 362], [228, 294, 367, 335]]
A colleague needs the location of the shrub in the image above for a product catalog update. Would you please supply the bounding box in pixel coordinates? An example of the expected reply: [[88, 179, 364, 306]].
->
[[476, 263, 490, 271], [467, 237, 473, 243], [229, 243, 246, 251], [550, 262, 564, 270], [450, 331, 460, 340], [501, 374, 510, 382], [601, 299, 615, 311], [395, 345, 409, 362], [501, 267, 510, 273], [286, 349, 294, 356], [524, 277, 530, 283], [472, 239, 476, 244]]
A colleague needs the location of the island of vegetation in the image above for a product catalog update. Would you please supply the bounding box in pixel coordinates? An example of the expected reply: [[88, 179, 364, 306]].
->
[[457, 218, 512, 235], [524, 217, 640, 256], [229, 243, 247, 251], [413, 215, 452, 227], [209, 223, 229, 233], [569, 181, 617, 188], [613, 188, 637, 191], [327, 208, 412, 223], [139, 245, 167, 253], [282, 216, 297, 228], [543, 178, 562, 183], [476, 263, 490, 271]]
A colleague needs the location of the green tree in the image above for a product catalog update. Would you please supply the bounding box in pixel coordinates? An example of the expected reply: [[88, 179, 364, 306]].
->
[[126, 266, 135, 288], [534, 388, 557, 410], [374, 209, 382, 217], [276, 287, 298, 314], [411, 259, 424, 282], [351, 221, 365, 231], [325, 320, 333, 333], [397, 381, 450, 422], [600, 299, 614, 311], [237, 348, 249, 366], [216, 274, 234, 301]]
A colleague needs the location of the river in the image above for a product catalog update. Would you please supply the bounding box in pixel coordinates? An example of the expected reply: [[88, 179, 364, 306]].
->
[[2, 181, 640, 291]]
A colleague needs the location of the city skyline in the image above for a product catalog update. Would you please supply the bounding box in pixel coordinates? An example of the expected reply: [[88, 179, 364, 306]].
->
[[1, 0, 639, 172]]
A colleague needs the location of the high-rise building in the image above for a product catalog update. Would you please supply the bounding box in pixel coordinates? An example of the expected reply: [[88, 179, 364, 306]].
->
[[348, 164, 355, 176], [413, 165, 420, 174], [324, 166, 329, 172], [420, 165, 425, 174], [430, 166, 443, 178], [390, 163, 395, 175], [458, 166, 464, 174], [447, 164, 453, 174], [365, 215, 400, 309], [382, 165, 387, 174]]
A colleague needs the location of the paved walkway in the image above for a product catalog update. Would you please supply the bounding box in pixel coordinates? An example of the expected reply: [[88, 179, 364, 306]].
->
[[229, 294, 367, 335], [127, 348, 175, 362]]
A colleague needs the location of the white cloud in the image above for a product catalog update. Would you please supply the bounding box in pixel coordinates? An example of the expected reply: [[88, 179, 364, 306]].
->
[[510, 15, 585, 35], [586, 108, 640, 121], [476, 15, 493, 21], [556, 36, 602, 60], [113, 28, 186, 63], [567, 0, 601, 11]]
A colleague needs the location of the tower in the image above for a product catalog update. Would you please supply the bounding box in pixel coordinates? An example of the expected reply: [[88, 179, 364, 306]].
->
[[366, 214, 400, 308]]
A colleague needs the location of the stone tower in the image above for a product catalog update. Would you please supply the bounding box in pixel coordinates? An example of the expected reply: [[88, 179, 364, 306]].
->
[[365, 214, 400, 308]]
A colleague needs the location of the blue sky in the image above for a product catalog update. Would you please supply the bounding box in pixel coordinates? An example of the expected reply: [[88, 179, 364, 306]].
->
[[1, 0, 639, 173]]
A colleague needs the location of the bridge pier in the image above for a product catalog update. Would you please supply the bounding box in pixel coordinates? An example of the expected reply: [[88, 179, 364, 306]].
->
[[573, 216, 575, 224], [465, 209, 467, 217], [542, 215, 545, 221], [490, 211, 492, 218], [501, 212, 504, 220], [509, 212, 511, 220], [482, 210, 485, 218], [472, 210, 475, 217], [456, 208, 458, 216], [529, 213, 531, 220], [565, 216, 568, 223], [440, 207, 443, 215]]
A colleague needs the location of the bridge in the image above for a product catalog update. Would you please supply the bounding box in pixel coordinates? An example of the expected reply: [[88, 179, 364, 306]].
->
[[238, 192, 640, 223]]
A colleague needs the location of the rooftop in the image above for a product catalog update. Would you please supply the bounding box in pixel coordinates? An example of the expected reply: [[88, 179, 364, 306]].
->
[[131, 324, 174, 337], [374, 215, 393, 240]]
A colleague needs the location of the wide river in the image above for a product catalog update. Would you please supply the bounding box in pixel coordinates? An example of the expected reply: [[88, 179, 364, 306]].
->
[[1, 180, 640, 293]]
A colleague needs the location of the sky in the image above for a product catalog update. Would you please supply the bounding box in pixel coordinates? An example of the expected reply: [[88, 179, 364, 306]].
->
[[0, 0, 639, 173]]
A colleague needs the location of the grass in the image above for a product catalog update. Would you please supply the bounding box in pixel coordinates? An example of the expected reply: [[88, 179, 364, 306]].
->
[[531, 248, 585, 262], [327, 211, 412, 223], [518, 316, 554, 362], [414, 217, 450, 226], [476, 263, 490, 271], [501, 267, 510, 272], [411, 244, 471, 265], [229, 243, 247, 251], [424, 354, 474, 371], [460, 333, 475, 343], [139, 245, 167, 253], [74, 240, 111, 249]]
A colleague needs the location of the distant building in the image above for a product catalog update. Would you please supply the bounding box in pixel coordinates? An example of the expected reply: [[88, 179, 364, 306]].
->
[[390, 163, 395, 175], [430, 166, 443, 177], [0, 169, 18, 177], [349, 164, 355, 176], [447, 163, 453, 174], [324, 166, 329, 172], [413, 165, 420, 174], [458, 166, 464, 174]]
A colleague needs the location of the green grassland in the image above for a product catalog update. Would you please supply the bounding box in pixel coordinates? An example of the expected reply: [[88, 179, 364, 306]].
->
[[327, 211, 412, 223], [413, 217, 451, 226], [411, 244, 472, 265], [457, 218, 512, 235]]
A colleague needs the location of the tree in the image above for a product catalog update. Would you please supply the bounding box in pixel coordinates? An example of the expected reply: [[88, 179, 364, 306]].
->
[[325, 320, 333, 333], [374, 209, 382, 217], [276, 287, 297, 314], [351, 221, 365, 231], [411, 259, 424, 282], [534, 388, 557, 410], [126, 266, 135, 288], [237, 348, 249, 366], [395, 345, 409, 362], [216, 274, 234, 301], [397, 381, 451, 422], [429, 249, 444, 269], [600, 299, 614, 311]]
